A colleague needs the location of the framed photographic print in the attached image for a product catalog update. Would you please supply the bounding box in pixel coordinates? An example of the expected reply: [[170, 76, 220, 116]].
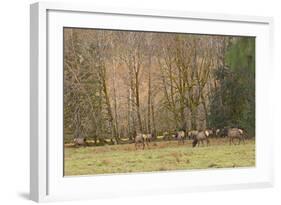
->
[[30, 2, 274, 202]]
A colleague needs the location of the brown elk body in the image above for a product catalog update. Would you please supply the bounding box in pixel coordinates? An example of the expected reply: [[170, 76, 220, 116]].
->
[[73, 137, 87, 147], [192, 130, 210, 147], [176, 131, 185, 144], [187, 130, 199, 140], [135, 134, 145, 150], [227, 128, 245, 145], [135, 133, 153, 149]]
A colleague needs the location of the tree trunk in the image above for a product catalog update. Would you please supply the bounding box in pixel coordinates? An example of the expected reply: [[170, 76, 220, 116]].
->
[[112, 58, 119, 137], [147, 63, 152, 133], [135, 69, 143, 132], [100, 65, 119, 144], [127, 87, 132, 140], [191, 106, 197, 130], [151, 96, 156, 134]]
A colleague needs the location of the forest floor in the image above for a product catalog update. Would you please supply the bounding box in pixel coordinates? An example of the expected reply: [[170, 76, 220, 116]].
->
[[64, 138, 255, 176]]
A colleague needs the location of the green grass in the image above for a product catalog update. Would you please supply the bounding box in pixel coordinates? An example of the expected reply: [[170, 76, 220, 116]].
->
[[64, 139, 255, 176]]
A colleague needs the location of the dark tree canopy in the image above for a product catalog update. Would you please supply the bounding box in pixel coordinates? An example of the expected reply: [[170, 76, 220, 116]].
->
[[209, 38, 255, 136]]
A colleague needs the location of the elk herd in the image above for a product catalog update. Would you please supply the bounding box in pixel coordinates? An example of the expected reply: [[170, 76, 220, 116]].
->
[[73, 127, 247, 149], [134, 127, 247, 150]]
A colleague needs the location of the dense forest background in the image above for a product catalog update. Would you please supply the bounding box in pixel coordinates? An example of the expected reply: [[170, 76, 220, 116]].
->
[[63, 28, 255, 144]]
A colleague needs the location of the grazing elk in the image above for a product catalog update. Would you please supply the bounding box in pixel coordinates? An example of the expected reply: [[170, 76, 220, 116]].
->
[[192, 130, 210, 147], [187, 130, 199, 140], [135, 133, 153, 149], [215, 129, 221, 137], [73, 137, 87, 147], [175, 131, 185, 144], [143, 133, 153, 144], [163, 131, 172, 141], [227, 128, 245, 145], [135, 133, 145, 150], [205, 128, 215, 137], [216, 128, 229, 138]]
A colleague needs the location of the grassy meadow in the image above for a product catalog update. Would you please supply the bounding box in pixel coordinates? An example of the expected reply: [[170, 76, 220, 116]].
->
[[64, 138, 255, 176]]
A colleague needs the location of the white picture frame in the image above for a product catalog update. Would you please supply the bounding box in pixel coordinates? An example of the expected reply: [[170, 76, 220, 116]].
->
[[30, 2, 274, 202]]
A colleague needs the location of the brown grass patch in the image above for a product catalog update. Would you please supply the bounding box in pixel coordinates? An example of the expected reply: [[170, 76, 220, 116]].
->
[[101, 159, 112, 165], [170, 152, 184, 163]]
